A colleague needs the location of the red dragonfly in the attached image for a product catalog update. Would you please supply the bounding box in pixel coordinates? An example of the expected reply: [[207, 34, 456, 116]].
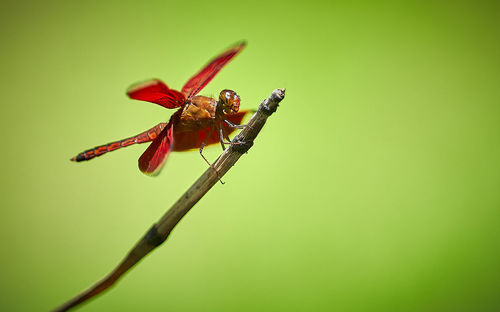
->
[[71, 42, 250, 175]]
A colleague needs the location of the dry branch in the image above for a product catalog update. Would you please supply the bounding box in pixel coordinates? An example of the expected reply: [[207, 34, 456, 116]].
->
[[53, 88, 286, 312]]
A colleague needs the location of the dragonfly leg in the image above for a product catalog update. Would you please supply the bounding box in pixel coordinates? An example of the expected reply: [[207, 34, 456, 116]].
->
[[219, 122, 248, 148], [224, 119, 254, 153], [218, 124, 226, 151], [223, 126, 232, 143], [224, 119, 247, 129], [200, 127, 224, 184]]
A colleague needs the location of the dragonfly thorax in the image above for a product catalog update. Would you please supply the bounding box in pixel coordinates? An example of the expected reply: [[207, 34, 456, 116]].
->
[[219, 89, 240, 114]]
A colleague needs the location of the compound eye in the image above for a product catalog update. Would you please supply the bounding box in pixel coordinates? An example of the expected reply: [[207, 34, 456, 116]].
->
[[225, 91, 231, 99]]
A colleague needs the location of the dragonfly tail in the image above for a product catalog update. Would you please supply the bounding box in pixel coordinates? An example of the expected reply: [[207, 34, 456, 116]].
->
[[70, 123, 168, 162]]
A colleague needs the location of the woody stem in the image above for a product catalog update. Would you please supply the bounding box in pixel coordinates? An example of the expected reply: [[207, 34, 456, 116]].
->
[[53, 88, 286, 312]]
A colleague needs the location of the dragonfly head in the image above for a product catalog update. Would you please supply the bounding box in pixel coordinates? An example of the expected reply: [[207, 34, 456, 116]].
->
[[219, 89, 240, 114]]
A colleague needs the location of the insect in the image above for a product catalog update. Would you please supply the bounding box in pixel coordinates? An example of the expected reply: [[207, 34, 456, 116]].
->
[[71, 42, 250, 176]]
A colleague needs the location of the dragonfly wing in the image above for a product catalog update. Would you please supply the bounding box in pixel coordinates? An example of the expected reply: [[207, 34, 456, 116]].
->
[[172, 127, 218, 152], [127, 79, 185, 109], [181, 42, 246, 99], [138, 123, 174, 176], [172, 110, 250, 151]]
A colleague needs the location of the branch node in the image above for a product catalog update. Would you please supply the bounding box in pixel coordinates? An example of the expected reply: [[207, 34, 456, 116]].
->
[[260, 103, 278, 116], [145, 224, 166, 247]]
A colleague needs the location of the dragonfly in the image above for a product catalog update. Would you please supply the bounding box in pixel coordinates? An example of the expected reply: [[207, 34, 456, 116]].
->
[[71, 42, 250, 176]]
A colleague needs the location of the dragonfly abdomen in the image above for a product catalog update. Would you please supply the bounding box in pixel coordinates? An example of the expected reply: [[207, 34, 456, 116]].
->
[[71, 123, 168, 162]]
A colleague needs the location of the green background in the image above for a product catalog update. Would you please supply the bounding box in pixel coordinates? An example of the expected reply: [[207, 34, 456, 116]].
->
[[1, 1, 499, 311]]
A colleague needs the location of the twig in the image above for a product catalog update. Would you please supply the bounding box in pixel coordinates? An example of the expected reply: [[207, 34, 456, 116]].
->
[[53, 88, 286, 312]]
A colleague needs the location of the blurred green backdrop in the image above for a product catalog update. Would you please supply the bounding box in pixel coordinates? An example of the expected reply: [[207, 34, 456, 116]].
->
[[1, 1, 499, 311]]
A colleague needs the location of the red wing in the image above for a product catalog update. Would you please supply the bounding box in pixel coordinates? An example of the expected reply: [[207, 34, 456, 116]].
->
[[181, 42, 246, 99], [127, 79, 185, 109], [172, 110, 250, 151], [138, 123, 174, 176]]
